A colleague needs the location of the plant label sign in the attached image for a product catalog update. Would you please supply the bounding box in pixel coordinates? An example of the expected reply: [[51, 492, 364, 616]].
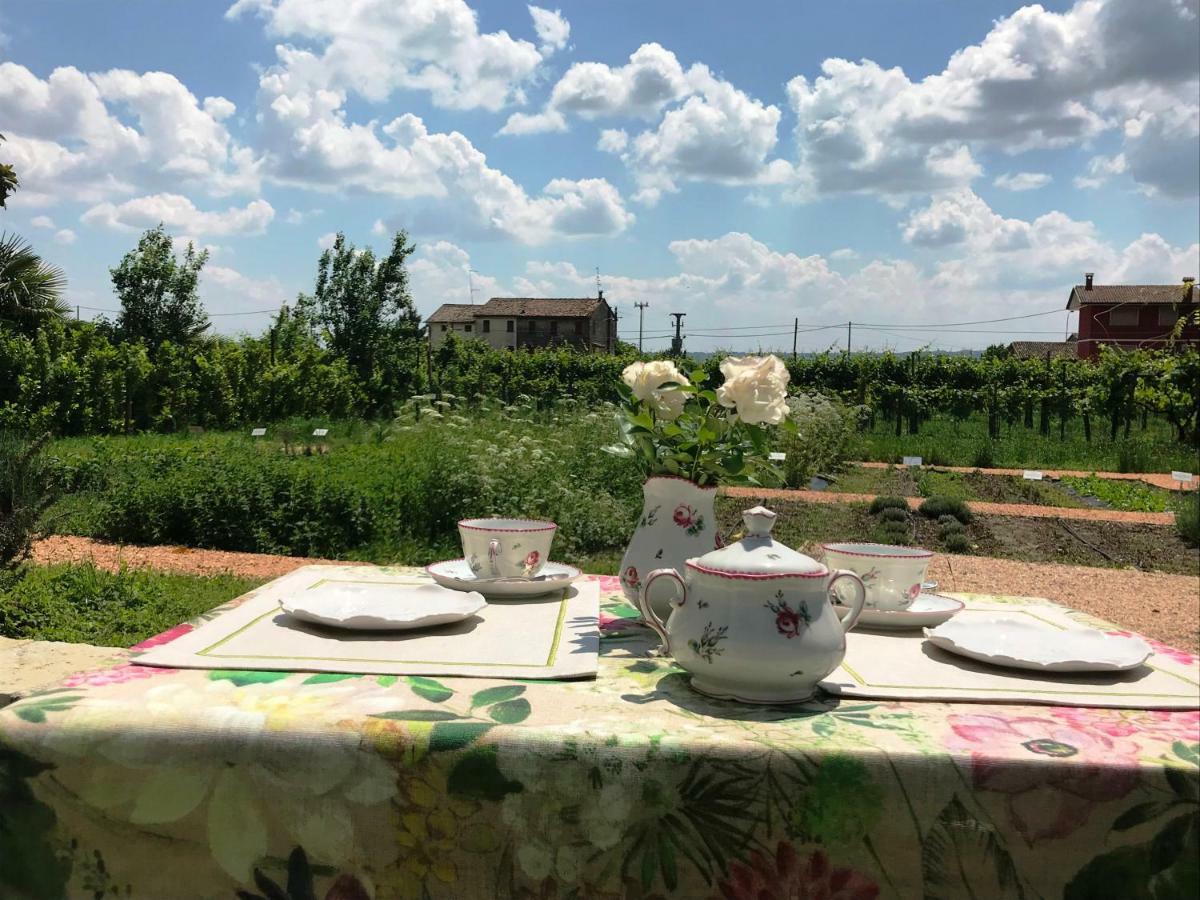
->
[[1171, 471, 1194, 484], [1023, 470, 1043, 481], [902, 456, 922, 467], [250, 427, 266, 437], [313, 428, 329, 437], [768, 452, 786, 461]]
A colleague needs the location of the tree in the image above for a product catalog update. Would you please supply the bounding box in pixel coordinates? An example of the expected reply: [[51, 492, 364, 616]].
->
[[298, 230, 421, 412], [112, 224, 210, 349], [0, 133, 17, 209], [0, 233, 69, 335]]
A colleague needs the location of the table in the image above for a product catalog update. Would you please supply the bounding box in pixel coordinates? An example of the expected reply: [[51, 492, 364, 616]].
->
[[1, 572, 1197, 899]]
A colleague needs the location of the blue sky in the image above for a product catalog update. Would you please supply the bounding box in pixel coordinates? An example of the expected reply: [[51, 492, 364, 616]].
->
[[2, 0, 1197, 351]]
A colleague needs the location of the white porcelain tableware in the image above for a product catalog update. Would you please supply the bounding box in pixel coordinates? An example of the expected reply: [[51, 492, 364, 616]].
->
[[924, 616, 1153, 672], [458, 517, 556, 579], [426, 559, 582, 598], [833, 592, 963, 630], [279, 582, 486, 631], [821, 542, 933, 612], [635, 506, 867, 704]]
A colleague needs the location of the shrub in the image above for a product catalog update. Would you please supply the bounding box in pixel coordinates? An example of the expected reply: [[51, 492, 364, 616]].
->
[[1176, 493, 1200, 547], [879, 506, 909, 523], [943, 532, 971, 553], [971, 442, 996, 469], [870, 520, 911, 546], [936, 514, 960, 527], [0, 431, 57, 572], [1117, 442, 1151, 474], [919, 495, 973, 524], [869, 495, 909, 515], [926, 447, 951, 467], [780, 393, 859, 488]]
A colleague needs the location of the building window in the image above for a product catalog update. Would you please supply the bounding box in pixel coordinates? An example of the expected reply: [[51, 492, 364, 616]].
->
[[440, 324, 447, 332], [464, 323, 472, 332], [1109, 307, 1139, 327], [1158, 306, 1179, 327], [529, 320, 536, 332], [550, 320, 558, 335], [575, 320, 584, 335], [506, 320, 514, 332], [482, 320, 490, 333]]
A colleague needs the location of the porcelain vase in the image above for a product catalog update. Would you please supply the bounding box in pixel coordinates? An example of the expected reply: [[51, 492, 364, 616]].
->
[[619, 475, 720, 622]]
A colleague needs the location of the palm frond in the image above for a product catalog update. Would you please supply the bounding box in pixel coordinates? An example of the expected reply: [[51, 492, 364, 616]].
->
[[0, 232, 70, 324]]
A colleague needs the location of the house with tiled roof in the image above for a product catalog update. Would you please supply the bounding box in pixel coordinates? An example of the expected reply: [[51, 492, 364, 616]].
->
[[1007, 335, 1078, 360], [426, 293, 617, 353], [1067, 273, 1198, 359]]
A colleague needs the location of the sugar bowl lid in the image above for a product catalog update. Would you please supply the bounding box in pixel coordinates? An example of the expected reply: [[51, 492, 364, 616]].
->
[[690, 506, 827, 577]]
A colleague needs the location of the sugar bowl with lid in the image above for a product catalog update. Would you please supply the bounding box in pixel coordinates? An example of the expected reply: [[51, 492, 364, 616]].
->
[[635, 506, 867, 704]]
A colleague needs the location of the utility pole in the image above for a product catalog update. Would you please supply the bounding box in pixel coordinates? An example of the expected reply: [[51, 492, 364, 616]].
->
[[669, 313, 686, 357], [635, 302, 649, 352], [792, 318, 798, 359], [847, 321, 853, 354]]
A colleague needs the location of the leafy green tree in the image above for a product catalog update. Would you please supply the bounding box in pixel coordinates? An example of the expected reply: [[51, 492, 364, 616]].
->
[[298, 230, 421, 412], [0, 232, 69, 335], [0, 133, 17, 209], [112, 224, 210, 349]]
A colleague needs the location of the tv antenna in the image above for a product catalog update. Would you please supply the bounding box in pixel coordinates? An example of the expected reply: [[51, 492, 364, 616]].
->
[[467, 268, 479, 304]]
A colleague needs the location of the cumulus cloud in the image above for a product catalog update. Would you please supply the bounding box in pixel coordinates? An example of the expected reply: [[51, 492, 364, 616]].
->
[[528, 6, 569, 55], [284, 207, 322, 224], [227, 0, 551, 111], [202, 264, 290, 321], [993, 171, 1052, 191], [0, 62, 259, 206], [54, 229, 77, 245], [785, 0, 1199, 199], [317, 232, 337, 249], [81, 194, 275, 235], [30, 215, 55, 229]]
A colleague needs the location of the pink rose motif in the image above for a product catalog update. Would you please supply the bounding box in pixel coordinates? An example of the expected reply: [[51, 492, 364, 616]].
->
[[1052, 707, 1200, 744], [130, 622, 195, 651], [595, 574, 623, 594], [62, 663, 178, 688], [622, 566, 640, 588], [946, 712, 1140, 843], [523, 550, 540, 570], [673, 503, 695, 528], [905, 582, 921, 601], [715, 844, 878, 900]]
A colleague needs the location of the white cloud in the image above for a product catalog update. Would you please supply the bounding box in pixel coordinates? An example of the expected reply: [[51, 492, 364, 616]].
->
[[203, 264, 290, 319], [497, 109, 566, 136], [317, 232, 337, 249], [830, 248, 859, 260], [993, 171, 1052, 191], [1075, 153, 1128, 189], [528, 6, 569, 55], [0, 62, 259, 206], [785, 0, 1199, 199], [81, 194, 275, 236], [596, 129, 628, 153], [53, 228, 76, 245], [284, 207, 322, 224], [371, 218, 387, 236], [227, 0, 550, 111], [30, 215, 55, 229]]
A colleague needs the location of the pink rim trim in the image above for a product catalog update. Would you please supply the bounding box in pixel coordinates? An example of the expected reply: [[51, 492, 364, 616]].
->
[[832, 592, 964, 615], [644, 474, 719, 491], [686, 560, 829, 580], [425, 559, 580, 577], [458, 518, 558, 532], [821, 543, 933, 559]]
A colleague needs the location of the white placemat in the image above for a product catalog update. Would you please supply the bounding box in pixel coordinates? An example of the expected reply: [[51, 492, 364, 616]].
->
[[135, 565, 599, 679], [824, 595, 1200, 709]]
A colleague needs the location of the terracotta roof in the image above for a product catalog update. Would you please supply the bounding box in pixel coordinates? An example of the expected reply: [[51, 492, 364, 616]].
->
[[1067, 283, 1197, 309], [427, 303, 477, 323], [1008, 340, 1077, 359], [477, 297, 605, 318]]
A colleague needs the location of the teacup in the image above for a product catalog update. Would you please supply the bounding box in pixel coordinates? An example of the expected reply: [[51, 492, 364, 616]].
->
[[459, 518, 557, 579], [821, 543, 933, 611]]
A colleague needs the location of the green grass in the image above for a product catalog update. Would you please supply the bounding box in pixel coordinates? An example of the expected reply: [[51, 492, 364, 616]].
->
[[1060, 475, 1174, 512], [0, 564, 264, 646], [854, 414, 1197, 471]]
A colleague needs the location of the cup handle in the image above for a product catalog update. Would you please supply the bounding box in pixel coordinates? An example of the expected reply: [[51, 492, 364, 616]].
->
[[828, 569, 866, 634], [487, 539, 501, 576], [636, 568, 686, 655]]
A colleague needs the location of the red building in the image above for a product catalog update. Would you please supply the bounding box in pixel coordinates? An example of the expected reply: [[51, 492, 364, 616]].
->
[[1067, 274, 1199, 360]]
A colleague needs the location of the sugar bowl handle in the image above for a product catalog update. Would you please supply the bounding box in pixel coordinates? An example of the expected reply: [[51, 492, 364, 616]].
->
[[637, 568, 686, 654], [828, 569, 866, 633]]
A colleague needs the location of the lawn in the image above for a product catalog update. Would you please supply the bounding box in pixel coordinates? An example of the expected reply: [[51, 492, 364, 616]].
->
[[0, 564, 264, 646]]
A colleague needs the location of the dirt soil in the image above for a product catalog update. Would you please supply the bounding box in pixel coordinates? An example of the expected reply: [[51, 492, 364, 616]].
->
[[858, 461, 1199, 492]]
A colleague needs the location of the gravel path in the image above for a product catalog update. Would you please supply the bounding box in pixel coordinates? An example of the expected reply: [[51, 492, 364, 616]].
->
[[31, 535, 1200, 651], [857, 461, 1198, 492], [723, 486, 1176, 525]]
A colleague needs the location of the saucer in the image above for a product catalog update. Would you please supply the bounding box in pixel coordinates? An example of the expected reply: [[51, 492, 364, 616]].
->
[[426, 559, 582, 598], [280, 582, 486, 631], [834, 592, 964, 630], [924, 616, 1152, 672]]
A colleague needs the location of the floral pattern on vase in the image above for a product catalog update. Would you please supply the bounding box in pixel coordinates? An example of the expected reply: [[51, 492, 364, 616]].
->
[[619, 476, 719, 617]]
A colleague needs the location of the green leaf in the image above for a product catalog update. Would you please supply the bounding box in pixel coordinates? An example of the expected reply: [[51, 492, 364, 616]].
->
[[812, 718, 835, 738], [447, 750, 523, 801], [1113, 802, 1169, 832], [369, 710, 462, 721], [470, 685, 526, 709], [922, 795, 1024, 900], [209, 670, 291, 686], [1164, 766, 1196, 802], [658, 830, 678, 891], [301, 673, 360, 684], [430, 722, 494, 752], [376, 675, 398, 687], [13, 707, 45, 724], [640, 840, 658, 891], [1172, 741, 1200, 768], [1150, 814, 1193, 874], [405, 675, 454, 703], [0, 746, 73, 898], [488, 698, 531, 724]]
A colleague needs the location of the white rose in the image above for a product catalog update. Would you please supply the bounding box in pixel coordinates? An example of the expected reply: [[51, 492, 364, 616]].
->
[[716, 354, 790, 425], [621, 360, 690, 421]]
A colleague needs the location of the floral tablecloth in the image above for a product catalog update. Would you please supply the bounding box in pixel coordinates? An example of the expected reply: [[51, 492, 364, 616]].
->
[[1, 573, 1197, 900]]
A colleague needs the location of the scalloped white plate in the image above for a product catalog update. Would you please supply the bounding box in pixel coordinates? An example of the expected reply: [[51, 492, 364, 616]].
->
[[280, 582, 486, 631], [834, 592, 964, 630], [425, 559, 582, 598], [924, 616, 1152, 672]]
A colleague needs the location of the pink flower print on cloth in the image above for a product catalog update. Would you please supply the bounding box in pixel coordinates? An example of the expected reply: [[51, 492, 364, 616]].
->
[[1105, 631, 1197, 667], [594, 574, 623, 594], [1051, 706, 1200, 745], [947, 711, 1140, 843], [130, 622, 195, 651], [62, 663, 178, 688]]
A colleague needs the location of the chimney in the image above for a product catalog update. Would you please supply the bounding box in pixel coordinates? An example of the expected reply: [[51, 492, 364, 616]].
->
[[598, 289, 604, 301], [1084, 272, 1094, 290]]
